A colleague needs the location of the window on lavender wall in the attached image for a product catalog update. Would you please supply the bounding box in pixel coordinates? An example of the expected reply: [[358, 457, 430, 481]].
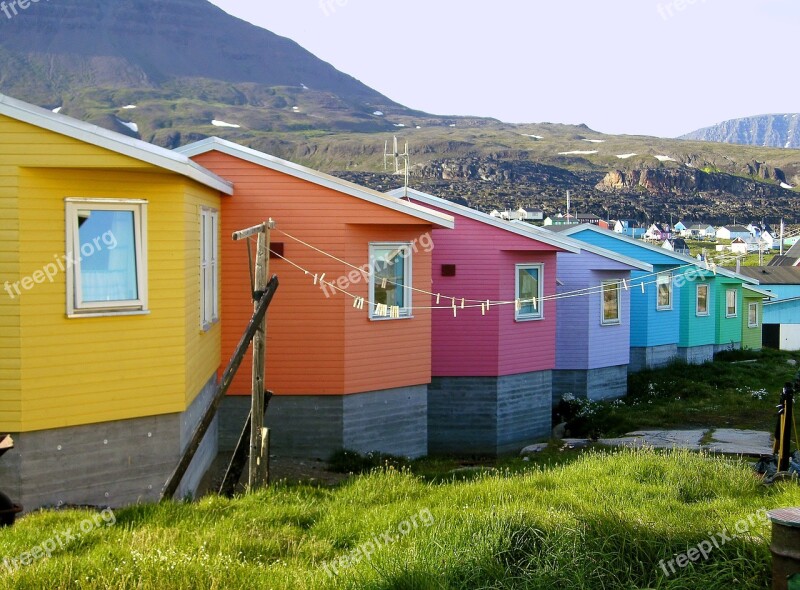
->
[[369, 243, 412, 319], [65, 199, 147, 316], [515, 264, 543, 321], [656, 271, 673, 311], [696, 283, 709, 316], [748, 302, 759, 328], [726, 289, 738, 318], [601, 281, 621, 325]]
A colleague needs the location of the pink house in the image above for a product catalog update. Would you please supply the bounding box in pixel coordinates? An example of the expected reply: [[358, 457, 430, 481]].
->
[[388, 188, 580, 454]]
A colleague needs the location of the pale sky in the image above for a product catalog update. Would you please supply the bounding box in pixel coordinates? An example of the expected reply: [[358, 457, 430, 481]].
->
[[209, 0, 798, 138]]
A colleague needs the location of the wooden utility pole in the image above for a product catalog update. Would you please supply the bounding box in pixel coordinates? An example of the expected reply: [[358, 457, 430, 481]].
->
[[249, 220, 274, 489]]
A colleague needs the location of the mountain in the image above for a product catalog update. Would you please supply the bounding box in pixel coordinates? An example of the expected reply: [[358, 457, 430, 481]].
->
[[0, 0, 799, 223], [682, 114, 800, 149]]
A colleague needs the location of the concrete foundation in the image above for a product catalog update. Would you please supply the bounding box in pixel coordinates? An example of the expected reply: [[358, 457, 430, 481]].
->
[[220, 385, 428, 461], [713, 342, 742, 354], [676, 344, 715, 365], [427, 371, 552, 456], [552, 365, 628, 403], [0, 376, 219, 512], [628, 344, 678, 373]]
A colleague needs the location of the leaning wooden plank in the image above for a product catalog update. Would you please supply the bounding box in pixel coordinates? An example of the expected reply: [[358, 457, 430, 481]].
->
[[161, 276, 279, 501]]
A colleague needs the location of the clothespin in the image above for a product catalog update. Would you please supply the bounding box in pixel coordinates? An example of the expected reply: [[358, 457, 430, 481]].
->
[[319, 273, 326, 284], [313, 274, 319, 285], [532, 297, 537, 310], [381, 278, 387, 289], [461, 298, 465, 309], [353, 297, 365, 310], [641, 282, 645, 294], [481, 303, 486, 316], [622, 279, 628, 291], [390, 306, 400, 318], [711, 263, 717, 276], [436, 293, 441, 305], [515, 299, 521, 312], [452, 305, 458, 318]]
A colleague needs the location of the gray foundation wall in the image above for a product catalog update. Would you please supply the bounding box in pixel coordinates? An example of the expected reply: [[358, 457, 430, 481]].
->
[[220, 386, 428, 461], [713, 342, 742, 354], [427, 371, 552, 456], [0, 375, 219, 512], [677, 344, 715, 365], [552, 365, 628, 403], [629, 344, 678, 373]]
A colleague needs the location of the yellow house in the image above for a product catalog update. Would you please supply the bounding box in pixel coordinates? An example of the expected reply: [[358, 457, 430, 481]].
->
[[0, 94, 233, 509]]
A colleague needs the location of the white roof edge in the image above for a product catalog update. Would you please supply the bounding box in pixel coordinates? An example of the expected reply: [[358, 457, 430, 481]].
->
[[743, 285, 776, 298], [176, 137, 454, 229], [387, 187, 581, 253], [0, 93, 234, 195], [559, 224, 760, 284], [764, 295, 800, 305]]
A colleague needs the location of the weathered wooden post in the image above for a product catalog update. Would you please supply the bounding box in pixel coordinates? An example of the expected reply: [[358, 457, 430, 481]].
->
[[768, 508, 800, 590]]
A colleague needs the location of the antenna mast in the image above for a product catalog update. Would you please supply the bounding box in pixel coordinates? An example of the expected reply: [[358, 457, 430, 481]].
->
[[384, 136, 410, 198]]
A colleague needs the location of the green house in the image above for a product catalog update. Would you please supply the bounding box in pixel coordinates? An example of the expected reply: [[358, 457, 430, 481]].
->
[[714, 279, 747, 353], [741, 285, 774, 350]]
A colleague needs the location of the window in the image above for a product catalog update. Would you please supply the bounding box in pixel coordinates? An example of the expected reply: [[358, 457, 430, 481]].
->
[[726, 289, 738, 318], [200, 207, 219, 330], [696, 284, 709, 316], [66, 199, 147, 316], [656, 271, 673, 310], [515, 264, 544, 321], [748, 302, 759, 328], [601, 281, 621, 325], [369, 243, 412, 319]]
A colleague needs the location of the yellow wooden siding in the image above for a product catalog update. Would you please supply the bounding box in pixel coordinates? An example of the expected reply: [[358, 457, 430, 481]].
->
[[183, 181, 222, 406], [0, 114, 222, 432], [0, 155, 21, 428]]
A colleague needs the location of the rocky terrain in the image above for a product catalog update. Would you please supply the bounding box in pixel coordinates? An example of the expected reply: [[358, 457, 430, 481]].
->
[[682, 114, 800, 149]]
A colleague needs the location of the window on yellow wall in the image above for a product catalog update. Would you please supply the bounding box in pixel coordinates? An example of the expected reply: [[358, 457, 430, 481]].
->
[[201, 207, 219, 330], [65, 199, 147, 317], [748, 302, 758, 328]]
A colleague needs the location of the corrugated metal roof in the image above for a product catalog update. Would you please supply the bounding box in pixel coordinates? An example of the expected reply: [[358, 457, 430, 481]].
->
[[727, 266, 800, 284]]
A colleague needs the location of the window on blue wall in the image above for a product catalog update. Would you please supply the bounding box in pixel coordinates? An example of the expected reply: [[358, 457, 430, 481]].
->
[[515, 264, 544, 321], [656, 271, 673, 311], [726, 289, 738, 318], [65, 199, 147, 316], [696, 284, 709, 316], [748, 302, 758, 328], [370, 243, 412, 319], [601, 281, 621, 325]]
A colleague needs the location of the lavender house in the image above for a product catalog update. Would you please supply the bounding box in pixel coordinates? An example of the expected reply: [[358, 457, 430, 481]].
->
[[551, 242, 652, 401]]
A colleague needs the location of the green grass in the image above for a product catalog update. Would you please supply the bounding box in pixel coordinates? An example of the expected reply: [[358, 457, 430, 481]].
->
[[556, 349, 800, 438], [2, 448, 799, 589]]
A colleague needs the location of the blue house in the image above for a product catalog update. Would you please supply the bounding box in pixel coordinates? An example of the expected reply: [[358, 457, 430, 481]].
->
[[558, 225, 759, 370], [733, 267, 800, 351], [553, 243, 652, 401]]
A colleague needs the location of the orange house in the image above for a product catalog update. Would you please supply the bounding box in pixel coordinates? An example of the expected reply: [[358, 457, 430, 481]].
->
[[177, 138, 453, 458]]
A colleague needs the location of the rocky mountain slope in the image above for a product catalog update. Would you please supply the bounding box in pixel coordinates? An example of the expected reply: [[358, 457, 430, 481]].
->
[[0, 0, 798, 223], [682, 114, 800, 149]]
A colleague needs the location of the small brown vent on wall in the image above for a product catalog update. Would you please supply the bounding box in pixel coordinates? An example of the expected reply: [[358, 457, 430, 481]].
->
[[441, 264, 456, 277], [270, 243, 285, 259]]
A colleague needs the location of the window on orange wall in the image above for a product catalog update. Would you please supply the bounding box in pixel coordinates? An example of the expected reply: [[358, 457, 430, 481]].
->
[[369, 243, 412, 319]]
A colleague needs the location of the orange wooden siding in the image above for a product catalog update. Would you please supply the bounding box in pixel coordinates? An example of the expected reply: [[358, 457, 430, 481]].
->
[[191, 152, 434, 396]]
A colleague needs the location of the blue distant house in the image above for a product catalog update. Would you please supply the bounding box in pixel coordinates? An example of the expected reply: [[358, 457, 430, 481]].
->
[[553, 243, 652, 401], [559, 225, 759, 369], [673, 221, 687, 233]]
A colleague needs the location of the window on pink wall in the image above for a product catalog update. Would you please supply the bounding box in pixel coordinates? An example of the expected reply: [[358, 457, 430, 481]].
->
[[515, 264, 543, 321]]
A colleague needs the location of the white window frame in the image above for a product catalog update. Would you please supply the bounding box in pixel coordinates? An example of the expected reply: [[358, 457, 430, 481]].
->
[[601, 280, 621, 326], [656, 271, 673, 311], [369, 242, 412, 320], [726, 288, 738, 318], [200, 207, 219, 330], [65, 198, 147, 317], [515, 263, 544, 322], [696, 283, 710, 316], [748, 302, 759, 328]]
